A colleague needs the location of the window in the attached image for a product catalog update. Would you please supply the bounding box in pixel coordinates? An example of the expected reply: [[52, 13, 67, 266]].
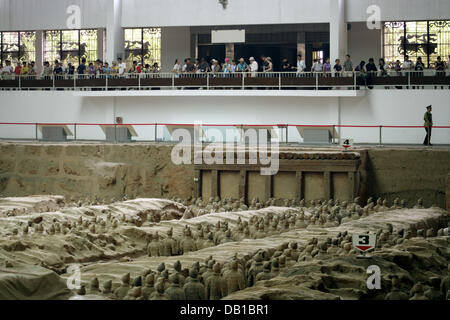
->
[[20, 32, 36, 63], [1, 31, 36, 65], [44, 30, 62, 63], [124, 28, 161, 68], [44, 29, 99, 65], [429, 20, 450, 67], [383, 20, 450, 67], [383, 22, 405, 65]]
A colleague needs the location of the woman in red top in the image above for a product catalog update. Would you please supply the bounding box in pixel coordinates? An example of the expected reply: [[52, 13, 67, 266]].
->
[[14, 63, 21, 75]]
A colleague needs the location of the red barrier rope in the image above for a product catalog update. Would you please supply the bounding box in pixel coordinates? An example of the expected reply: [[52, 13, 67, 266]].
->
[[0, 123, 449, 128]]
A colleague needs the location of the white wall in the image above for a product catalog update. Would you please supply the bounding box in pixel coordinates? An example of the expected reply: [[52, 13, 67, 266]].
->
[[0, 90, 449, 145], [1, 0, 449, 31], [121, 0, 331, 27], [0, 0, 108, 31], [161, 27, 191, 72], [346, 0, 450, 22], [347, 22, 382, 64]]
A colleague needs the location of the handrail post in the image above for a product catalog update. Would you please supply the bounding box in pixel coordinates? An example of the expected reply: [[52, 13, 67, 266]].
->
[[114, 123, 117, 144], [172, 74, 175, 90], [278, 73, 281, 90], [242, 72, 245, 90], [19, 75, 21, 90], [408, 71, 411, 88], [207, 73, 209, 90], [155, 123, 158, 142], [315, 73, 318, 90], [332, 125, 336, 145], [35, 123, 38, 141], [106, 76, 108, 91], [138, 73, 141, 90], [379, 125, 383, 146], [74, 123, 77, 141], [354, 72, 357, 90], [74, 74, 76, 91], [286, 124, 289, 143], [52, 75, 55, 90]]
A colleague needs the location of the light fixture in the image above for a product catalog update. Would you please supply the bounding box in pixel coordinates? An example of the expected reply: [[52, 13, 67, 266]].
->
[[218, 0, 228, 9]]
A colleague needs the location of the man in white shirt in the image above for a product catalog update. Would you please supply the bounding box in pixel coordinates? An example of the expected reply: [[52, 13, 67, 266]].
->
[[296, 54, 306, 73], [311, 59, 323, 73], [1, 60, 14, 75], [402, 55, 414, 71], [118, 57, 126, 76], [249, 57, 258, 77]]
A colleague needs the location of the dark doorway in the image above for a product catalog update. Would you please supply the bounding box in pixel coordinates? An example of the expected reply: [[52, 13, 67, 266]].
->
[[198, 45, 226, 63], [234, 44, 297, 71]]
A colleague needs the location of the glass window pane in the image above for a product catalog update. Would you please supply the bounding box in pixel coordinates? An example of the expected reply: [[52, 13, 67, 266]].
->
[[1, 32, 20, 65], [383, 22, 405, 66], [124, 28, 143, 66], [19, 32, 36, 63], [44, 30, 61, 63], [143, 28, 161, 67], [404, 21, 428, 65], [429, 20, 450, 67], [61, 30, 80, 65], [80, 29, 98, 63]]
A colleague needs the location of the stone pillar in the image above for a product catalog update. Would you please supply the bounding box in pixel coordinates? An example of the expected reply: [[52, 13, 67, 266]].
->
[[330, 0, 348, 62], [106, 0, 124, 63], [97, 29, 105, 62], [35, 31, 44, 74], [446, 173, 450, 212]]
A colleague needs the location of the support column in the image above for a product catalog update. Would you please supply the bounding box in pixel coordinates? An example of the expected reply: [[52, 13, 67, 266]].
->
[[106, 0, 124, 63], [330, 0, 348, 62], [324, 171, 331, 200], [296, 171, 304, 201], [97, 29, 105, 62], [194, 170, 201, 199], [265, 175, 272, 202], [211, 170, 219, 198], [35, 31, 44, 74], [239, 170, 247, 203], [348, 171, 355, 202]]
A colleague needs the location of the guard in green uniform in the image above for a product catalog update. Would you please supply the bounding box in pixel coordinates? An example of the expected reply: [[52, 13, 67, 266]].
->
[[423, 105, 433, 146]]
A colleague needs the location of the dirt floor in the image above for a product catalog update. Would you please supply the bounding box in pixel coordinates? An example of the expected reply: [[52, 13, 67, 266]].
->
[[0, 196, 448, 300]]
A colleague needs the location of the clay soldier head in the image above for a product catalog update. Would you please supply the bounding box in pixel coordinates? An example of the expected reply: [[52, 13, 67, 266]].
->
[[102, 280, 112, 294], [122, 273, 131, 286], [174, 260, 182, 273], [133, 276, 142, 287], [278, 255, 286, 268], [145, 274, 155, 287], [213, 263, 221, 275], [89, 277, 100, 293], [155, 281, 165, 295], [157, 263, 166, 274]]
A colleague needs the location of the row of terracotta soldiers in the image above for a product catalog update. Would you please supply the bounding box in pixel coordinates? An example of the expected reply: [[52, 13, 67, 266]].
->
[[75, 220, 450, 300]]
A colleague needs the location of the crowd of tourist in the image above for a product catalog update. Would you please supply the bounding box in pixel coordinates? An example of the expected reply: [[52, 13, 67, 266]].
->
[[1, 54, 450, 79], [0, 58, 161, 78]]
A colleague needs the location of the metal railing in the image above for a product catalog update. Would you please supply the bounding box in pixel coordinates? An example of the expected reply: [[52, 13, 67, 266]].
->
[[0, 122, 448, 146], [0, 70, 449, 91]]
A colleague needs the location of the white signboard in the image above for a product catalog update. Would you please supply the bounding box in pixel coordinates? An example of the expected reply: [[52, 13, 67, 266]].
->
[[341, 139, 354, 149], [352, 234, 376, 252], [211, 30, 245, 44]]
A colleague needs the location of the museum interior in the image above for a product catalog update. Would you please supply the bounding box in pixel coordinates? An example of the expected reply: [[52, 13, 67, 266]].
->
[[0, 0, 449, 303]]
